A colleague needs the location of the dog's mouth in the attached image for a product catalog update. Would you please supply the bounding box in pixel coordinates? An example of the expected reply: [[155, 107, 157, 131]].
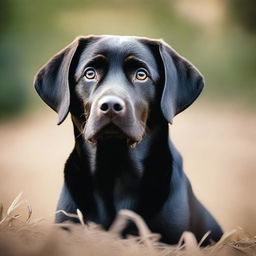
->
[[97, 123, 126, 139], [85, 122, 142, 148]]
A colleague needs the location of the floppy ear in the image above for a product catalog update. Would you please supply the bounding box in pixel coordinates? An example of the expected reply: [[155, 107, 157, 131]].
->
[[158, 41, 204, 123], [34, 36, 94, 125]]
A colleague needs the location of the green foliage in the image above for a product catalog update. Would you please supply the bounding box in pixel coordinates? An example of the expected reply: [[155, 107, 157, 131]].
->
[[0, 0, 255, 120], [0, 43, 27, 118], [227, 0, 256, 33]]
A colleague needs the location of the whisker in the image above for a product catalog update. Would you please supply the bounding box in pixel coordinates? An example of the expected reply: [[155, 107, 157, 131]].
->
[[75, 132, 84, 140], [80, 113, 87, 118], [75, 120, 87, 140]]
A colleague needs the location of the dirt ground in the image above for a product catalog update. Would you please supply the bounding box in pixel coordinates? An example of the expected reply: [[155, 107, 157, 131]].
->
[[0, 99, 255, 234]]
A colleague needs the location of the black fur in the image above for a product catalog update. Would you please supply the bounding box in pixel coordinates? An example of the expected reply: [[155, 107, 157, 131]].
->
[[34, 35, 222, 245]]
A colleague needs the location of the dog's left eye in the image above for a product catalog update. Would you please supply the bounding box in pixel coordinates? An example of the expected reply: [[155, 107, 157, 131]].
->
[[136, 69, 148, 81], [84, 68, 96, 80]]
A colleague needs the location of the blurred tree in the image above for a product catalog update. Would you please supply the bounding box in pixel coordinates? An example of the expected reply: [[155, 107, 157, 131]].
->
[[0, 40, 28, 119], [227, 0, 256, 33], [0, 0, 28, 119], [0, 0, 11, 35]]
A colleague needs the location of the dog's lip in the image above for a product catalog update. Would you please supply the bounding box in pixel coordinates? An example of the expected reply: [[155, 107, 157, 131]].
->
[[85, 122, 141, 146], [97, 123, 126, 138]]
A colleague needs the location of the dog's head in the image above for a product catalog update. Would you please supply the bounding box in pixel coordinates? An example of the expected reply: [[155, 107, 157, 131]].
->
[[34, 35, 204, 146]]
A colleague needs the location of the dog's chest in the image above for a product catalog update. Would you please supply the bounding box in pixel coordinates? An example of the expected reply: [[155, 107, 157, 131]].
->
[[95, 170, 140, 206], [93, 166, 140, 228], [91, 140, 143, 227], [113, 177, 139, 211]]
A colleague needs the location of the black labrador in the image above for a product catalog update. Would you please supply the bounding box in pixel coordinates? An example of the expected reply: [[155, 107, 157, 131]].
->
[[34, 35, 222, 245]]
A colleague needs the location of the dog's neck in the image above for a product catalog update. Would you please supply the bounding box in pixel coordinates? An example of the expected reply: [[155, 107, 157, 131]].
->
[[72, 118, 172, 188], [93, 138, 140, 188], [69, 118, 173, 224]]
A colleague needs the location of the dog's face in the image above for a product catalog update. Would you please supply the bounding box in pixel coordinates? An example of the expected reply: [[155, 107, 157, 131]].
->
[[74, 36, 159, 145], [34, 35, 204, 146]]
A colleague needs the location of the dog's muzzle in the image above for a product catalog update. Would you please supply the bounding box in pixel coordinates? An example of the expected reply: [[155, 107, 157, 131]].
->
[[83, 94, 146, 147]]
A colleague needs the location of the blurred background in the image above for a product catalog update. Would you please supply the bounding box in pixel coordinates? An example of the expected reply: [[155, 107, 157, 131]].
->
[[0, 0, 255, 235]]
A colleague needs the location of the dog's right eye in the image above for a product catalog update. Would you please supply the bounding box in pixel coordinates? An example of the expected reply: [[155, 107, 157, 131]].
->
[[84, 68, 96, 80], [136, 69, 148, 81]]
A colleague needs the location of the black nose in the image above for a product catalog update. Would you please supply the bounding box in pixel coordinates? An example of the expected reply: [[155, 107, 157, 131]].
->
[[98, 96, 125, 117]]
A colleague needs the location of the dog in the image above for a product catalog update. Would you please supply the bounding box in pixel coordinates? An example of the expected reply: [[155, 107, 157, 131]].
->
[[34, 35, 223, 245]]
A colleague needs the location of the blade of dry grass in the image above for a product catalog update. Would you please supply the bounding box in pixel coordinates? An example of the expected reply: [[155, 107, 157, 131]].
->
[[6, 192, 23, 215], [25, 204, 33, 223], [76, 209, 86, 227], [198, 231, 211, 247], [0, 203, 3, 221], [55, 210, 81, 221], [109, 209, 161, 249]]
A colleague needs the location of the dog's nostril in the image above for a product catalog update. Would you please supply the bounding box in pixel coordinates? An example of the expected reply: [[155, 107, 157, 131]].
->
[[100, 103, 109, 112], [98, 96, 125, 115], [114, 103, 123, 112]]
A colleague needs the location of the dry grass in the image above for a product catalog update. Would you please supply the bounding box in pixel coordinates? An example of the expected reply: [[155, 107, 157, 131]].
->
[[0, 194, 256, 256]]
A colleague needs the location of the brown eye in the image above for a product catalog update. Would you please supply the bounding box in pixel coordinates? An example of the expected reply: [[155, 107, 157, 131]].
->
[[136, 69, 148, 80], [84, 68, 96, 79]]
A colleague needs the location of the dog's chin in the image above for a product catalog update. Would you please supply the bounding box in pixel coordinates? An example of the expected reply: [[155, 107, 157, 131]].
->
[[84, 123, 143, 148], [96, 123, 127, 140]]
